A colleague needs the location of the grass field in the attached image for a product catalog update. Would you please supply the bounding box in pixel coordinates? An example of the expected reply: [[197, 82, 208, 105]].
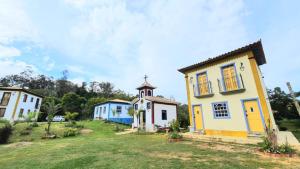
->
[[0, 121, 299, 169]]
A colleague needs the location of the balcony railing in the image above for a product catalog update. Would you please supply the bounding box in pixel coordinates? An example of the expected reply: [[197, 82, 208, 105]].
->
[[193, 81, 214, 98], [218, 73, 245, 94]]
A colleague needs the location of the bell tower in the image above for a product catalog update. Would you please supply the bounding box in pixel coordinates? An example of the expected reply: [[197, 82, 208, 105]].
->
[[136, 75, 156, 98]]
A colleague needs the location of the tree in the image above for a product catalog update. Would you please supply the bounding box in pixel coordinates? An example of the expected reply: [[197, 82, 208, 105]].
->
[[82, 97, 107, 119], [268, 87, 299, 120], [177, 104, 190, 128], [62, 92, 86, 116], [127, 107, 135, 117], [64, 112, 79, 123], [39, 97, 62, 121], [99, 82, 114, 98], [43, 99, 61, 135], [25, 112, 37, 124]]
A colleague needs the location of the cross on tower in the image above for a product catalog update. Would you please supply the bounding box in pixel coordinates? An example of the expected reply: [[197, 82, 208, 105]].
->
[[144, 75, 148, 82]]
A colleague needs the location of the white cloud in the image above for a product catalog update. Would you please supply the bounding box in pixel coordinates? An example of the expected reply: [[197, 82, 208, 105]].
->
[[0, 59, 36, 77], [0, 0, 38, 44], [66, 65, 85, 74], [69, 77, 85, 86], [0, 0, 251, 102], [60, 0, 248, 102], [42, 56, 55, 71], [0, 45, 21, 58]]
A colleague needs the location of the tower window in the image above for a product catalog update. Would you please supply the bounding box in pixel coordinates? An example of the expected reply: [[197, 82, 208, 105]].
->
[[148, 90, 152, 96], [141, 91, 144, 97]]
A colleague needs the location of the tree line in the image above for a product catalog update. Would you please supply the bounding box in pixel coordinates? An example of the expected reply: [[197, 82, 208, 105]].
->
[[0, 68, 190, 127], [0, 68, 136, 120]]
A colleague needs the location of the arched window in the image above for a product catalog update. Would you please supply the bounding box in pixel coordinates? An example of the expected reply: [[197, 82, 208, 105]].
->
[[148, 90, 152, 96], [141, 91, 144, 97]]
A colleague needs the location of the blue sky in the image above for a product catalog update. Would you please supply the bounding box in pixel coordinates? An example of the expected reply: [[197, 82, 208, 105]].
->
[[0, 0, 299, 103]]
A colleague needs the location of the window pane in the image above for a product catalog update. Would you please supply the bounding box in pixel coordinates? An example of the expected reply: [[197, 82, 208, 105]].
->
[[213, 102, 229, 118], [162, 110, 167, 120], [0, 92, 11, 106], [0, 108, 6, 117]]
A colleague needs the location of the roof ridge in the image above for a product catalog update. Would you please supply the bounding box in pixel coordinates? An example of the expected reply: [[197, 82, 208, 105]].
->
[[178, 40, 266, 73]]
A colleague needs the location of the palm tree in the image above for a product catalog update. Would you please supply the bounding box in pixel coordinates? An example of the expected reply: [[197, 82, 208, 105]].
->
[[43, 99, 61, 135]]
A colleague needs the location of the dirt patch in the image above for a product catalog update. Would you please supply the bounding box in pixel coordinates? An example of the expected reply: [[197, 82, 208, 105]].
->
[[4, 142, 32, 148], [147, 151, 193, 161], [191, 141, 254, 153], [80, 129, 93, 134]]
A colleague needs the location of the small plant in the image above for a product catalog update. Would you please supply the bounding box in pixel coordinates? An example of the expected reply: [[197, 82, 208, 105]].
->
[[30, 122, 39, 127], [64, 112, 79, 124], [43, 99, 61, 137], [0, 122, 12, 144], [63, 128, 79, 137], [75, 124, 84, 129], [20, 129, 31, 136], [169, 120, 180, 132], [114, 125, 124, 132], [258, 126, 295, 155], [278, 139, 295, 154], [169, 132, 183, 139]]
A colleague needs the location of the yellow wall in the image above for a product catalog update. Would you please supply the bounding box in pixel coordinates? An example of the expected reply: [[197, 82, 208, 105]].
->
[[248, 53, 275, 129], [184, 51, 273, 136]]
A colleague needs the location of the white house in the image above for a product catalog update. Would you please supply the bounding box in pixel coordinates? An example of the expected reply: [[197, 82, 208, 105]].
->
[[93, 99, 133, 125], [132, 77, 178, 132], [0, 87, 43, 121]]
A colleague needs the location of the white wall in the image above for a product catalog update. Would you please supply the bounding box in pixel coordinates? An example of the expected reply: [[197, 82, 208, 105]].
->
[[0, 90, 42, 121], [153, 103, 177, 128], [132, 98, 177, 132]]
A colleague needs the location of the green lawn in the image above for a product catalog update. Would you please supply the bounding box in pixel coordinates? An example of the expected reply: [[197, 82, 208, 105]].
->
[[277, 119, 300, 141], [0, 121, 299, 169]]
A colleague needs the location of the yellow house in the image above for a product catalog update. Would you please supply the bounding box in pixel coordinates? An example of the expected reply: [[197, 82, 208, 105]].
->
[[178, 41, 277, 138]]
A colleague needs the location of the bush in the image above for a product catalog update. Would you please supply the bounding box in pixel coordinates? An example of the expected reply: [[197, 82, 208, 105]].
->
[[0, 123, 13, 144], [169, 132, 183, 139], [30, 122, 39, 127], [75, 124, 84, 129], [64, 123, 74, 128], [279, 141, 295, 154], [114, 125, 124, 132], [20, 129, 31, 136], [169, 120, 180, 132], [63, 128, 79, 137], [25, 126, 33, 131], [258, 127, 295, 154], [64, 122, 84, 129]]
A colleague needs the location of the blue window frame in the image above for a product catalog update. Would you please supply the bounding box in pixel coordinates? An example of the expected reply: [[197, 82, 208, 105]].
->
[[212, 102, 230, 119], [135, 104, 138, 110], [220, 63, 240, 91], [116, 106, 122, 113]]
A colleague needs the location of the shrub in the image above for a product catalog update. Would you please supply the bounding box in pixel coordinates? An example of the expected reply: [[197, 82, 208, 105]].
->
[[169, 132, 183, 139], [258, 127, 295, 154], [75, 124, 84, 129], [64, 123, 74, 128], [20, 129, 31, 136], [0, 123, 13, 144], [30, 122, 39, 127], [279, 141, 295, 154], [114, 125, 124, 132], [25, 126, 33, 131], [0, 119, 9, 124], [63, 128, 79, 137], [169, 120, 180, 132]]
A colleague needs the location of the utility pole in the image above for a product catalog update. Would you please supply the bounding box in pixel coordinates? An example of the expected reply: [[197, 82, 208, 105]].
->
[[287, 82, 300, 116]]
